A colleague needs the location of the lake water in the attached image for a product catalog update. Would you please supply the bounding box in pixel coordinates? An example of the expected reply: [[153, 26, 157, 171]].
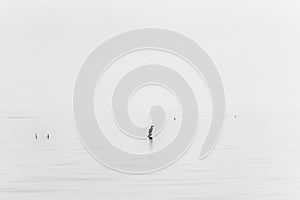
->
[[1, 115, 300, 199]]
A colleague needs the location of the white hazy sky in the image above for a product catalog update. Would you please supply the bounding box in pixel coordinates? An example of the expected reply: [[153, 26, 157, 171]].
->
[[0, 0, 300, 118]]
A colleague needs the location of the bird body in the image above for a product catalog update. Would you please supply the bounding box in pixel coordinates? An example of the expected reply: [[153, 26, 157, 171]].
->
[[148, 125, 154, 140]]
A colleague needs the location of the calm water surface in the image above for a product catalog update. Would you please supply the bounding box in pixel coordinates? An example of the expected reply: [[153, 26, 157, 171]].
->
[[0, 116, 300, 199]]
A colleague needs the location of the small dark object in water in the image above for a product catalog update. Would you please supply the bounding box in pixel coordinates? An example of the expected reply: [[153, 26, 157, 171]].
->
[[234, 115, 237, 118], [174, 117, 176, 121], [46, 134, 50, 139], [35, 133, 38, 139], [148, 125, 154, 140]]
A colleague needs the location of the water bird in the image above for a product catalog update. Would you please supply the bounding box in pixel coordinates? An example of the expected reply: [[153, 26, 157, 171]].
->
[[148, 125, 154, 140]]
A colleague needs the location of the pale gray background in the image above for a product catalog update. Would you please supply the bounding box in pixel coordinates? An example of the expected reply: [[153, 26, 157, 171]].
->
[[1, 0, 300, 199]]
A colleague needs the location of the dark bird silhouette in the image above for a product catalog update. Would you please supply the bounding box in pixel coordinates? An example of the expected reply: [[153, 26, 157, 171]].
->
[[148, 125, 154, 140], [35, 133, 38, 140]]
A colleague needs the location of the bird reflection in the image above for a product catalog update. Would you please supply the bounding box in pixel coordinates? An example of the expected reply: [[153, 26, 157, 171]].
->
[[148, 138, 153, 151]]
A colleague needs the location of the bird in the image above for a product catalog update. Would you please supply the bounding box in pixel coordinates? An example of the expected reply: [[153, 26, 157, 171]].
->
[[148, 125, 154, 140]]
